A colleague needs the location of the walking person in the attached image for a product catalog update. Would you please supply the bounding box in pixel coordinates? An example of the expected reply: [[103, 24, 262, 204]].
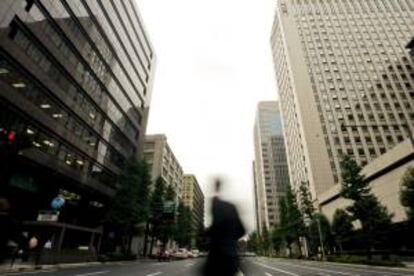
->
[[0, 198, 28, 265], [202, 179, 246, 276]]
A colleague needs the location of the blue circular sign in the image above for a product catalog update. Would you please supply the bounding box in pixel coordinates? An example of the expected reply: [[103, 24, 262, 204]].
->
[[51, 196, 65, 210]]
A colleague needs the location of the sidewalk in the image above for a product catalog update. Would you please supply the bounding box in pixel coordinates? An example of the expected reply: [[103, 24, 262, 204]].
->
[[0, 258, 154, 274], [0, 261, 102, 274]]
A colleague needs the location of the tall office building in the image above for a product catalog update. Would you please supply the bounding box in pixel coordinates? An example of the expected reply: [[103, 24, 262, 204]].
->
[[271, 0, 414, 202], [143, 134, 184, 200], [182, 174, 205, 242], [253, 101, 290, 232], [0, 0, 155, 228]]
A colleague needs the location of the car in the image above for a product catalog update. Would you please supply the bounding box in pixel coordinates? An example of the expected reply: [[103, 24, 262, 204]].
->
[[156, 250, 171, 262], [199, 251, 208, 257], [172, 248, 189, 259], [191, 249, 200, 258]]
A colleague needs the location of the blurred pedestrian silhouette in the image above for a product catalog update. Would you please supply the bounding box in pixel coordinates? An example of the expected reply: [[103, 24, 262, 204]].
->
[[0, 198, 28, 264], [202, 179, 245, 276]]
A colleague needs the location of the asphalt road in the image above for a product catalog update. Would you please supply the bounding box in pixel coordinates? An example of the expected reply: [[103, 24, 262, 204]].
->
[[4, 257, 414, 276]]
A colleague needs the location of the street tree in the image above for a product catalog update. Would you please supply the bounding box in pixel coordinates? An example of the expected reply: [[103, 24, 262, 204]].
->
[[308, 213, 332, 256], [278, 190, 306, 256], [106, 158, 151, 254], [158, 184, 177, 247], [401, 167, 414, 221], [286, 188, 306, 246], [331, 209, 353, 253], [149, 177, 166, 252], [271, 225, 284, 254], [248, 232, 262, 254], [340, 155, 393, 250], [299, 181, 315, 220], [174, 202, 192, 248], [261, 224, 271, 256]]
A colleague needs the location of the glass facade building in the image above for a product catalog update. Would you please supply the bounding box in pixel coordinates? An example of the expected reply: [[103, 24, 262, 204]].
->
[[253, 101, 290, 231], [0, 0, 155, 227]]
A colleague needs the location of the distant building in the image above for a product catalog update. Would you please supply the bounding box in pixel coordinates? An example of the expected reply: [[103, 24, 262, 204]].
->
[[271, 0, 414, 205], [182, 174, 205, 241], [144, 134, 184, 200], [253, 101, 290, 232]]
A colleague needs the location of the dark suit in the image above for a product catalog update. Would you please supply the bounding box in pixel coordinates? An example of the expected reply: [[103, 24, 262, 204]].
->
[[203, 197, 245, 276]]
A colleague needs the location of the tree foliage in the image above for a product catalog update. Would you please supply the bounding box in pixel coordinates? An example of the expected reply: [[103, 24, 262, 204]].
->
[[261, 224, 271, 255], [299, 181, 315, 220], [340, 155, 369, 201], [340, 155, 393, 248], [308, 213, 332, 255], [271, 225, 284, 253], [105, 158, 151, 253], [174, 202, 193, 248], [248, 231, 262, 254], [277, 189, 306, 254], [150, 177, 166, 219], [106, 158, 150, 227], [401, 167, 414, 221], [331, 209, 353, 251], [158, 184, 177, 246]]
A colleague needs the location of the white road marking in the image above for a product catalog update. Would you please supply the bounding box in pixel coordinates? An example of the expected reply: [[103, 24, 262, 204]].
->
[[146, 272, 162, 276], [270, 261, 359, 276], [254, 262, 300, 276], [184, 263, 194, 267], [75, 271, 110, 276], [6, 270, 57, 275], [265, 273, 274, 276], [307, 263, 411, 276]]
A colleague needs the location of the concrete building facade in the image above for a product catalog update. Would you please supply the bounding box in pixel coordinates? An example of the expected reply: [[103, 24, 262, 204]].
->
[[253, 101, 290, 231], [271, 0, 414, 203], [144, 134, 184, 200], [182, 174, 205, 236], [320, 139, 412, 224]]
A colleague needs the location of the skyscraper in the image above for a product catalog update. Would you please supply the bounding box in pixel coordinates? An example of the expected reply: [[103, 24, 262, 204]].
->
[[0, 0, 155, 227], [253, 101, 290, 231], [271, 0, 414, 202]]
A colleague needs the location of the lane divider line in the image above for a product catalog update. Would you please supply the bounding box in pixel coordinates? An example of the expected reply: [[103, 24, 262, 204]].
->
[[268, 261, 359, 276], [75, 271, 110, 276], [265, 273, 274, 276], [146, 272, 162, 276], [253, 262, 300, 276]]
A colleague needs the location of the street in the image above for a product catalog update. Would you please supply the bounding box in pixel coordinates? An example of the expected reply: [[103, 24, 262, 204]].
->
[[3, 258, 414, 276]]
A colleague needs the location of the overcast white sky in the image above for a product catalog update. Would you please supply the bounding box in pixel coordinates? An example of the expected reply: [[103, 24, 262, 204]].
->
[[137, 0, 278, 231]]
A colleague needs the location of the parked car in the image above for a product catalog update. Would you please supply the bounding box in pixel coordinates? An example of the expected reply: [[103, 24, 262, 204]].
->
[[199, 251, 208, 257], [156, 250, 171, 262], [172, 248, 189, 259], [191, 249, 200, 258]]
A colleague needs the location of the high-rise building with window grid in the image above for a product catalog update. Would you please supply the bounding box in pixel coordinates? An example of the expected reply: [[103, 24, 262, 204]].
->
[[0, 0, 155, 228], [271, 0, 414, 202], [253, 101, 290, 232], [182, 174, 205, 243]]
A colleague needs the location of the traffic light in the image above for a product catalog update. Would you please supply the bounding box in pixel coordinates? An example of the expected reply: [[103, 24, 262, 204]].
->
[[0, 128, 33, 155]]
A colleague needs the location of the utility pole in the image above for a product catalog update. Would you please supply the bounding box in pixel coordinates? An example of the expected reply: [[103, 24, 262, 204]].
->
[[316, 215, 325, 261]]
